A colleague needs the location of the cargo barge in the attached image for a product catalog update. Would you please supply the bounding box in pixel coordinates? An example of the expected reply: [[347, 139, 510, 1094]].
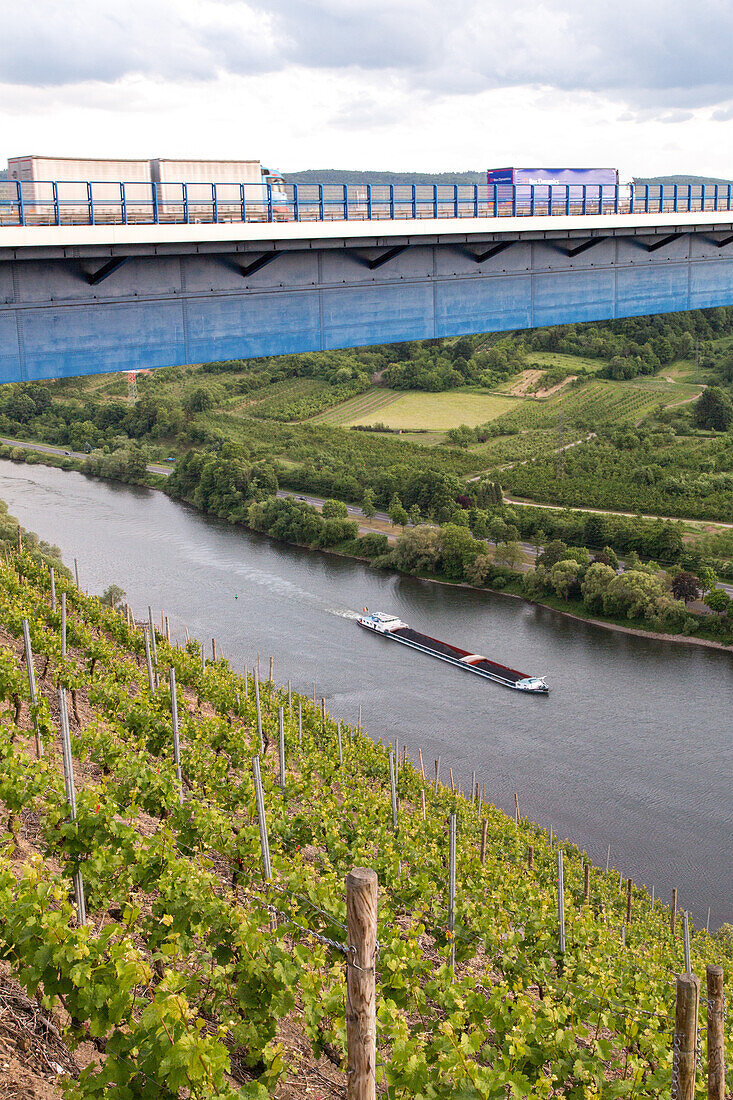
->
[[357, 611, 549, 693]]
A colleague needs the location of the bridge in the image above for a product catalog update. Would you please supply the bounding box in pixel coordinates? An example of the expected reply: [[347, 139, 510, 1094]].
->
[[3, 181, 733, 382]]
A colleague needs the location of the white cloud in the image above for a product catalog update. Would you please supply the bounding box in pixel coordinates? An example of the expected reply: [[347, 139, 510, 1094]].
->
[[2, 0, 733, 176]]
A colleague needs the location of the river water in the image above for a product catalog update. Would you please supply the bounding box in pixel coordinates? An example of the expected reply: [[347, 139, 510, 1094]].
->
[[1, 459, 730, 928]]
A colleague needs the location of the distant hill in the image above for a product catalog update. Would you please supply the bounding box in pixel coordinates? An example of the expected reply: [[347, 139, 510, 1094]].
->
[[284, 169, 486, 186], [285, 169, 733, 188], [634, 175, 733, 187]]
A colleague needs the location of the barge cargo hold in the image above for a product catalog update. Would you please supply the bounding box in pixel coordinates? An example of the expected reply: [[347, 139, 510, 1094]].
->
[[357, 611, 549, 693]]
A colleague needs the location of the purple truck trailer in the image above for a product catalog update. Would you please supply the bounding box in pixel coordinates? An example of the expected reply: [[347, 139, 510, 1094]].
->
[[486, 167, 628, 212]]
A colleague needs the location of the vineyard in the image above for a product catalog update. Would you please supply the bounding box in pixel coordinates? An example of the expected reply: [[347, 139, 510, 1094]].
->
[[310, 389, 403, 425], [468, 429, 562, 471], [0, 549, 731, 1099], [489, 380, 698, 434]]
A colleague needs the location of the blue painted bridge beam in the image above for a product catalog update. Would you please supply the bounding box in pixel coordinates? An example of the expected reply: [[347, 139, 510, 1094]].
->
[[3, 213, 733, 383]]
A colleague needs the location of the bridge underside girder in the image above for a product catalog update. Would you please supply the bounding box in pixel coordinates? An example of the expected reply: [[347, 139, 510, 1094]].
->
[[3, 221, 733, 382]]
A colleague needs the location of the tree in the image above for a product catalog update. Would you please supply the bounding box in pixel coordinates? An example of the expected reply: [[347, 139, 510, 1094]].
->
[[593, 546, 619, 571], [322, 498, 348, 519], [706, 588, 731, 614], [100, 584, 126, 610], [671, 571, 701, 604], [361, 487, 376, 518], [538, 539, 568, 568], [184, 388, 215, 414], [697, 565, 718, 596], [581, 562, 616, 612], [603, 570, 666, 620], [126, 445, 148, 483], [393, 526, 441, 574], [583, 513, 606, 548], [465, 551, 492, 586], [548, 559, 582, 600], [495, 541, 523, 570], [388, 494, 408, 525], [439, 524, 482, 581], [408, 504, 421, 525], [693, 386, 733, 431]]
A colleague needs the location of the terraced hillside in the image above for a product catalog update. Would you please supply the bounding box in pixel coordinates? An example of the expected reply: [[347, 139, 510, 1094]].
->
[[0, 549, 730, 1098]]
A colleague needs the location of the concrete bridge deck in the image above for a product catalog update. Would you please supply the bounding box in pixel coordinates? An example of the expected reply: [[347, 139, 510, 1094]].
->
[[3, 209, 733, 383]]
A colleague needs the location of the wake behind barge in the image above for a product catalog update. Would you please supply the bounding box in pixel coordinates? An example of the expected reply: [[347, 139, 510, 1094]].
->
[[357, 611, 549, 693]]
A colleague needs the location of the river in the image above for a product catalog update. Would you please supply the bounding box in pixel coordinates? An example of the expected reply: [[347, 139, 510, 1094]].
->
[[1, 459, 731, 928]]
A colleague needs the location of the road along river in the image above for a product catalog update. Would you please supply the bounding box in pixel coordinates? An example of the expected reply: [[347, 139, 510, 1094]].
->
[[1, 459, 730, 928]]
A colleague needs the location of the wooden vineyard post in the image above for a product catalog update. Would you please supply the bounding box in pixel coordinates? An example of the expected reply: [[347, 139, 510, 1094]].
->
[[471, 770, 476, 806], [683, 911, 692, 974], [169, 668, 184, 803], [165, 616, 170, 642], [269, 656, 273, 683], [514, 791, 519, 826], [557, 849, 566, 972], [673, 972, 700, 1100], [321, 698, 326, 736], [337, 722, 344, 767], [58, 690, 86, 926], [346, 868, 378, 1100], [527, 844, 534, 870], [73, 557, 80, 589], [672, 888, 678, 935], [626, 878, 632, 924], [480, 819, 488, 865], [278, 706, 285, 791], [49, 567, 56, 611], [17, 523, 22, 554], [212, 638, 217, 661], [584, 862, 590, 902], [420, 788, 426, 821], [434, 757, 440, 795], [706, 965, 725, 1100], [418, 748, 425, 782], [22, 619, 42, 758]]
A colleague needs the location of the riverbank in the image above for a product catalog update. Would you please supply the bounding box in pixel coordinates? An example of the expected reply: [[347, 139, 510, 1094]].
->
[[3, 441, 731, 651]]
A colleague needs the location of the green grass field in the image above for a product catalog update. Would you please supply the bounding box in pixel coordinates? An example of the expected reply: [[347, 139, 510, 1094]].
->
[[318, 388, 518, 430]]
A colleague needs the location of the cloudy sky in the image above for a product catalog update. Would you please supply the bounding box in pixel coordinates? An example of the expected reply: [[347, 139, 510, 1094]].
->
[[2, 0, 733, 176]]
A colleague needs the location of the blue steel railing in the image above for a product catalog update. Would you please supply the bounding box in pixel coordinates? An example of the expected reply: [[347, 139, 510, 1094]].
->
[[1, 180, 732, 227]]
